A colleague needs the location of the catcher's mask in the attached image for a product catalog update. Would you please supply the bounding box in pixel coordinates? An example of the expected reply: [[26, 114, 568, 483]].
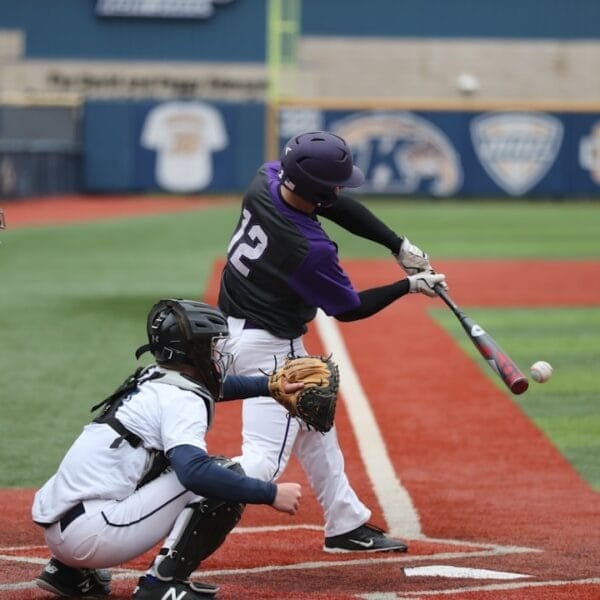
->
[[135, 299, 232, 397], [279, 131, 364, 208]]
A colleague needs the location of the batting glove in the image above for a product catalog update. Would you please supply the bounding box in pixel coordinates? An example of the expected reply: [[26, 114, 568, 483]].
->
[[408, 271, 447, 297], [396, 237, 432, 275]]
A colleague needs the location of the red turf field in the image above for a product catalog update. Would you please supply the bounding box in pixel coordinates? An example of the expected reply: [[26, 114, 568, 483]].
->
[[1, 196, 599, 599]]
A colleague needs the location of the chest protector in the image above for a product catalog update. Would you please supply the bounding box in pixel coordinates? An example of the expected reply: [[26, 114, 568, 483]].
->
[[91, 365, 215, 488]]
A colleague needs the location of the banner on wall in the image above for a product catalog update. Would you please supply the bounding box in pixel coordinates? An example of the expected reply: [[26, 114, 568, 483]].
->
[[140, 101, 228, 192], [278, 108, 600, 197], [333, 112, 463, 196], [83, 99, 264, 192], [470, 112, 563, 195]]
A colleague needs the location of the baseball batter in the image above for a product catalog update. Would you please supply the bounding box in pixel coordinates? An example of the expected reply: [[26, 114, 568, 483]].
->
[[32, 299, 302, 600], [219, 131, 446, 553]]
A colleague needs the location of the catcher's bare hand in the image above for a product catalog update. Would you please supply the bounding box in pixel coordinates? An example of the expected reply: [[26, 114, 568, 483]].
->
[[273, 482, 302, 515], [282, 381, 304, 395]]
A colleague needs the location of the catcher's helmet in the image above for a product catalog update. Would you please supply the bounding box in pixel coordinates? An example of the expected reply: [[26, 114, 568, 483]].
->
[[279, 131, 364, 206], [135, 299, 231, 397]]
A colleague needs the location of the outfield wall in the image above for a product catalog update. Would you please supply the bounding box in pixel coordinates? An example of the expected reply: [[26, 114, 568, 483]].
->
[[2, 98, 599, 198], [80, 99, 600, 198]]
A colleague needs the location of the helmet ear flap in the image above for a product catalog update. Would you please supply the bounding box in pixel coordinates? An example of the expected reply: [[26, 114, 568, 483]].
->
[[135, 300, 179, 361], [146, 301, 190, 365]]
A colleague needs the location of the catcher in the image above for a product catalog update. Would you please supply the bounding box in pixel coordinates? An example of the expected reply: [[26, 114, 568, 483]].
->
[[32, 299, 309, 600]]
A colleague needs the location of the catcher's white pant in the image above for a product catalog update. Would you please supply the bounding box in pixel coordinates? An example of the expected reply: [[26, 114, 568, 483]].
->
[[41, 471, 198, 569], [225, 317, 370, 538]]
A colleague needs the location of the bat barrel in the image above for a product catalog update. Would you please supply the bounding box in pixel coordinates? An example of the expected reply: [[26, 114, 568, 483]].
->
[[436, 286, 529, 396]]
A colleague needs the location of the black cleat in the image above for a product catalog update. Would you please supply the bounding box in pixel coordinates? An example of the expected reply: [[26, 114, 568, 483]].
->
[[35, 557, 111, 597], [323, 523, 408, 553], [132, 576, 219, 599]]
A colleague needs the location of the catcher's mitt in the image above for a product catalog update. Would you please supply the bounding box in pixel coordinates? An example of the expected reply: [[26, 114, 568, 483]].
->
[[268, 355, 339, 432]]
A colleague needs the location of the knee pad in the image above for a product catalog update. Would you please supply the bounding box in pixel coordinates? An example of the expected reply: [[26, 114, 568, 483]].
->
[[156, 457, 246, 581]]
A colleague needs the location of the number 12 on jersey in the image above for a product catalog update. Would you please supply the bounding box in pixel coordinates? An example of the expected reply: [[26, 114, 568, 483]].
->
[[227, 208, 268, 277]]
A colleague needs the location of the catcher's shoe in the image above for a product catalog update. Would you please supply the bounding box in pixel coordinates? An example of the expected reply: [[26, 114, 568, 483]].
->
[[323, 523, 408, 553], [132, 575, 219, 599], [35, 557, 111, 597]]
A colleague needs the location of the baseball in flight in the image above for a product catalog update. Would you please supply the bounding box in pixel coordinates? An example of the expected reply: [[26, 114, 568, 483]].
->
[[530, 361, 553, 383]]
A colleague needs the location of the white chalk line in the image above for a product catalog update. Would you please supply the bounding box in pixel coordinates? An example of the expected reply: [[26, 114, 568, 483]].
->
[[0, 541, 539, 592], [314, 310, 422, 539], [359, 577, 600, 598]]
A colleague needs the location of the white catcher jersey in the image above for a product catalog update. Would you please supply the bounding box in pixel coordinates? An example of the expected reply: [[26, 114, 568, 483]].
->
[[32, 368, 210, 525]]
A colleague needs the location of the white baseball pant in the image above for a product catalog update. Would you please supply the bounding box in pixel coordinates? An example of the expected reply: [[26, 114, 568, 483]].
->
[[225, 317, 370, 538], [42, 471, 198, 569]]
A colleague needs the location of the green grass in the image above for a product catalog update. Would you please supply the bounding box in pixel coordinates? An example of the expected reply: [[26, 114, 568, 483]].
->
[[430, 307, 600, 490], [1, 199, 599, 487], [0, 208, 240, 485], [326, 199, 600, 259]]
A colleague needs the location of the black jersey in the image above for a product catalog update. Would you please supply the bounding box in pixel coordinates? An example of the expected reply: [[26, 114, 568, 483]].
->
[[219, 162, 359, 339]]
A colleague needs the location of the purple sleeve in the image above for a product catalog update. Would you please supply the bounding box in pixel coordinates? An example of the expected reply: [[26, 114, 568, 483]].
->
[[287, 241, 360, 316]]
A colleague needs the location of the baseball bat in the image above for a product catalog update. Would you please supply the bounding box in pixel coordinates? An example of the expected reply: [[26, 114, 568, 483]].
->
[[434, 285, 529, 395]]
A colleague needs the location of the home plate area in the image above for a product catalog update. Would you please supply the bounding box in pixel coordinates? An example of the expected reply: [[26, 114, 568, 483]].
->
[[3, 524, 574, 600]]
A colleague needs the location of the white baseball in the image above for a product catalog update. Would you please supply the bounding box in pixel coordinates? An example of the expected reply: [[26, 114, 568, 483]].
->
[[456, 73, 480, 95], [530, 361, 553, 383]]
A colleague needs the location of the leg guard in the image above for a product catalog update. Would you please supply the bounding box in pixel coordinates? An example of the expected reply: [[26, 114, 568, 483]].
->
[[156, 457, 245, 581]]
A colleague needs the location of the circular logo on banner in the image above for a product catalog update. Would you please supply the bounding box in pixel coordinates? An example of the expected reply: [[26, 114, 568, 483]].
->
[[332, 112, 463, 196]]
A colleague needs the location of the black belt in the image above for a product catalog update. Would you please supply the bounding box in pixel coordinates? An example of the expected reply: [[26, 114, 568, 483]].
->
[[243, 319, 263, 330], [60, 502, 85, 531], [39, 502, 85, 531]]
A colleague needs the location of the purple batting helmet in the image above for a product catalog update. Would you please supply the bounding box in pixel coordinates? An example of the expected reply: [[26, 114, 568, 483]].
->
[[279, 131, 364, 206]]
